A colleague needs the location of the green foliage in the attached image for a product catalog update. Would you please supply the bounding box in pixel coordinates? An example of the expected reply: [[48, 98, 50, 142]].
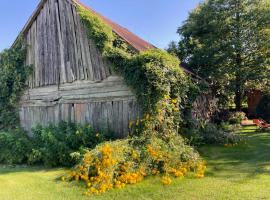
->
[[0, 129, 32, 165], [256, 94, 270, 120], [115, 49, 187, 113], [169, 0, 270, 110], [200, 123, 241, 145], [0, 122, 112, 167], [183, 120, 241, 146], [77, 6, 114, 52], [29, 122, 110, 167], [0, 41, 31, 129]]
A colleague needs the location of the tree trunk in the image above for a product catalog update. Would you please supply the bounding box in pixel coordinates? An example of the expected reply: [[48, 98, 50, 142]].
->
[[234, 0, 242, 112], [234, 74, 242, 111]]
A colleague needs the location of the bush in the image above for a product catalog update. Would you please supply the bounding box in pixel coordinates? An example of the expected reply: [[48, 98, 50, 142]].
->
[[227, 112, 246, 124], [0, 41, 31, 129], [0, 129, 32, 165], [200, 123, 241, 145], [0, 122, 113, 167], [63, 134, 205, 195], [256, 94, 270, 121], [29, 122, 110, 167], [183, 120, 241, 146], [213, 110, 246, 124]]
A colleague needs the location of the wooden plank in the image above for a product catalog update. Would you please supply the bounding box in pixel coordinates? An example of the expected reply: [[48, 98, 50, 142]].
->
[[55, 0, 67, 83], [106, 101, 113, 134], [101, 102, 108, 133], [39, 7, 45, 86], [67, 2, 79, 81], [122, 100, 129, 137], [71, 5, 82, 81], [74, 8, 86, 81], [112, 101, 119, 137], [43, 3, 48, 86]]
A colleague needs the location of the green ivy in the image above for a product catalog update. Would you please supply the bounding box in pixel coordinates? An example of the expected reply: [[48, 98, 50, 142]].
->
[[77, 5, 190, 139], [77, 6, 114, 52], [0, 40, 31, 130]]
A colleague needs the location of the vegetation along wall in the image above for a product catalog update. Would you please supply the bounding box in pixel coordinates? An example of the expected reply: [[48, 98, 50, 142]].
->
[[18, 0, 146, 137]]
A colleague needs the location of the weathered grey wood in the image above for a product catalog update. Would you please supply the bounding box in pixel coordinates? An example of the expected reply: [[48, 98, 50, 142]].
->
[[55, 0, 66, 83], [19, 0, 142, 137]]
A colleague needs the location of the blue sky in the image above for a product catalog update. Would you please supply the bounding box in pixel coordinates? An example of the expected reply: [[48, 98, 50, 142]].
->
[[0, 0, 202, 51]]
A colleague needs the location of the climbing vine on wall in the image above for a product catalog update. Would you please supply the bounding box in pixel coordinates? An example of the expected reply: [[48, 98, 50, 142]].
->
[[77, 5, 189, 139], [0, 40, 31, 130]]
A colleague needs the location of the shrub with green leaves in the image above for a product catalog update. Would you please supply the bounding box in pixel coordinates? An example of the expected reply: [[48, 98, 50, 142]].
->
[[200, 123, 241, 145], [29, 122, 111, 167], [0, 129, 32, 165], [0, 41, 31, 130], [0, 122, 113, 167], [183, 119, 241, 146]]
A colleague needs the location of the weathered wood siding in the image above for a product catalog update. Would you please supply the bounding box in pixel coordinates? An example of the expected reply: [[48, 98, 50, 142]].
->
[[20, 0, 141, 137], [25, 0, 111, 87]]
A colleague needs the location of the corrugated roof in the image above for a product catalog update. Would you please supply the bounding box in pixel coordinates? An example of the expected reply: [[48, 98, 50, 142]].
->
[[72, 0, 156, 52]]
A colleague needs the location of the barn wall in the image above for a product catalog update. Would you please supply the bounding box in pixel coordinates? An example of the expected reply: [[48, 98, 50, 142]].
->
[[20, 0, 141, 137], [25, 0, 111, 88], [20, 76, 141, 137]]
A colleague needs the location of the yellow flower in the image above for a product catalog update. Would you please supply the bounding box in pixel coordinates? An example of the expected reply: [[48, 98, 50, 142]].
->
[[172, 99, 178, 104], [162, 176, 172, 185], [174, 171, 183, 177]]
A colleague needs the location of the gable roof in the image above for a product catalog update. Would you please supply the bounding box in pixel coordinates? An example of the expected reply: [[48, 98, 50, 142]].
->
[[13, 0, 155, 52]]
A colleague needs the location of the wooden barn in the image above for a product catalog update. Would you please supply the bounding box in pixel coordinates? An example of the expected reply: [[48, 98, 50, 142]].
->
[[15, 0, 158, 137], [14, 0, 203, 136]]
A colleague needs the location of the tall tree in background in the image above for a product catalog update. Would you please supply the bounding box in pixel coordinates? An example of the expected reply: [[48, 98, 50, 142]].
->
[[168, 0, 270, 110]]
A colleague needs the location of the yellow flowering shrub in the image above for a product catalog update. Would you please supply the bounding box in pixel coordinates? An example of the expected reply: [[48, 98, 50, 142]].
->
[[63, 134, 206, 195]]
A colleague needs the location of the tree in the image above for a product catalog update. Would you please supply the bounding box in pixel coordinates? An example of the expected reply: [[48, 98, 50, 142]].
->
[[168, 0, 270, 110]]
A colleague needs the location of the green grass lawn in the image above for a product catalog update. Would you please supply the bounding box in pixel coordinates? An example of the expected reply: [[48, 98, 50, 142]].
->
[[0, 126, 270, 200]]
